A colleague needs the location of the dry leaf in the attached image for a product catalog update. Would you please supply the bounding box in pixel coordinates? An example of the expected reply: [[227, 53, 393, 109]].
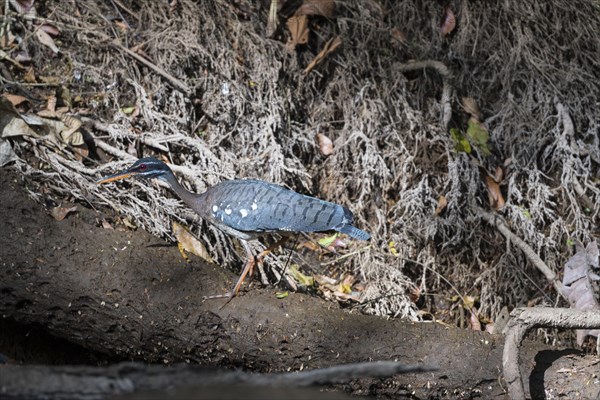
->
[[408, 286, 421, 303], [0, 138, 18, 167], [434, 195, 447, 215], [440, 7, 456, 36], [35, 28, 59, 54], [304, 36, 342, 75], [50, 205, 78, 221], [316, 133, 334, 156], [295, 0, 335, 18], [2, 93, 29, 107], [0, 97, 39, 138], [23, 67, 36, 83], [266, 0, 279, 37], [113, 20, 129, 32], [40, 24, 60, 36], [9, 0, 34, 13], [461, 97, 482, 121], [492, 166, 503, 182], [326, 238, 347, 252], [101, 219, 114, 230], [485, 174, 505, 210], [172, 221, 215, 264], [287, 15, 309, 47], [73, 144, 89, 162], [469, 308, 482, 331], [390, 27, 407, 47]]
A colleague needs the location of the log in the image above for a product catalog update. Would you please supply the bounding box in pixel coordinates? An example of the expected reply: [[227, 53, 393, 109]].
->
[[0, 361, 434, 400]]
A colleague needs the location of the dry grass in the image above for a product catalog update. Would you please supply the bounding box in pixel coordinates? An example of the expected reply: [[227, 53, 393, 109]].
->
[[5, 0, 599, 323]]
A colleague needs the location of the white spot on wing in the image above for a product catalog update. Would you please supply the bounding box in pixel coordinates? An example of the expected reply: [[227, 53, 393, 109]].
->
[[240, 209, 248, 218], [225, 208, 232, 215], [251, 202, 258, 211], [212, 205, 218, 212]]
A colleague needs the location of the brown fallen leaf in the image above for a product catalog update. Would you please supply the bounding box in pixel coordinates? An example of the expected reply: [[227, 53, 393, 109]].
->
[[299, 240, 320, 252], [492, 166, 503, 182], [2, 93, 29, 108], [304, 35, 342, 75], [23, 67, 36, 83], [316, 133, 334, 156], [73, 144, 89, 162], [484, 174, 505, 210], [295, 0, 335, 18], [440, 6, 456, 36], [50, 205, 78, 221], [113, 19, 130, 33], [40, 24, 60, 36], [172, 221, 215, 264], [101, 219, 114, 230], [390, 27, 407, 47], [35, 28, 59, 54], [434, 195, 447, 215], [469, 307, 482, 331], [287, 15, 309, 47], [461, 97, 482, 121]]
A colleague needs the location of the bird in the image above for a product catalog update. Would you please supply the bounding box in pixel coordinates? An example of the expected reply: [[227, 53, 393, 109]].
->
[[97, 157, 370, 304]]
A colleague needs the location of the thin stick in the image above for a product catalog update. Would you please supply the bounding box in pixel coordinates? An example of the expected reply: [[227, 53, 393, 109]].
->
[[477, 208, 561, 295], [111, 40, 191, 94]]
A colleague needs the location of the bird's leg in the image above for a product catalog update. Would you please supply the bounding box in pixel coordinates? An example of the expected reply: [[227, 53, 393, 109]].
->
[[218, 237, 289, 308], [255, 236, 290, 285], [256, 236, 289, 265], [218, 240, 257, 307]]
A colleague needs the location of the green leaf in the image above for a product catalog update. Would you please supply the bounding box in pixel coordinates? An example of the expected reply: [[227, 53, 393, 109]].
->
[[275, 291, 289, 299], [450, 128, 472, 154], [289, 265, 314, 287], [318, 233, 338, 247], [121, 106, 136, 115], [466, 119, 491, 156]]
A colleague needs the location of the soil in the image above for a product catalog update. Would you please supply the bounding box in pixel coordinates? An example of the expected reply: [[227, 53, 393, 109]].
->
[[1, 166, 599, 399]]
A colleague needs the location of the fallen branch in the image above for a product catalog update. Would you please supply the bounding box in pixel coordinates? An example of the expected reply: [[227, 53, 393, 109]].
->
[[110, 40, 191, 95], [503, 307, 600, 399], [397, 60, 453, 129], [478, 208, 560, 293], [0, 361, 435, 400]]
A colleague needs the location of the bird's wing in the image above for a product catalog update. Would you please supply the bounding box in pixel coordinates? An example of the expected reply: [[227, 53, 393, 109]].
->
[[206, 180, 351, 234]]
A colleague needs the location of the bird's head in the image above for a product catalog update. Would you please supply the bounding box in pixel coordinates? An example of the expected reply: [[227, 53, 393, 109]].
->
[[96, 157, 172, 184]]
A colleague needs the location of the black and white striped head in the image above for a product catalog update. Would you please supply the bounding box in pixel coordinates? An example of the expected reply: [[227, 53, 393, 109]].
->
[[96, 157, 171, 184]]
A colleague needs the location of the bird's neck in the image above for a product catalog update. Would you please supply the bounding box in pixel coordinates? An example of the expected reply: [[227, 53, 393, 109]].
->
[[162, 171, 205, 216]]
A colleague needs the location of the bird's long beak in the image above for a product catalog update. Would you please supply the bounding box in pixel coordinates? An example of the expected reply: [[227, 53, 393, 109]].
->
[[96, 170, 138, 184]]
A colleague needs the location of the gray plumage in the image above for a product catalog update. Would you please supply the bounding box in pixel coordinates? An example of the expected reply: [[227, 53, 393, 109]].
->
[[98, 158, 371, 242]]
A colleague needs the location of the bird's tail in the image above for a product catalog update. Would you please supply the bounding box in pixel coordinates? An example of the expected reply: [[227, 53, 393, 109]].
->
[[338, 225, 371, 241]]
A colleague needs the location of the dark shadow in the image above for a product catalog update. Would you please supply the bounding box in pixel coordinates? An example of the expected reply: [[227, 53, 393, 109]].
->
[[529, 348, 581, 399], [0, 318, 117, 365]]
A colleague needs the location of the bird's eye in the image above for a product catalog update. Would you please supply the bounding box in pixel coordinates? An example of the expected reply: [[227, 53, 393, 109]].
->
[[139, 164, 147, 171]]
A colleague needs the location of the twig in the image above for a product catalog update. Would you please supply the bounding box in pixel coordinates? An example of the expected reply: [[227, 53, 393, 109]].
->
[[111, 40, 191, 94], [477, 208, 561, 294], [503, 307, 600, 399], [319, 245, 371, 267]]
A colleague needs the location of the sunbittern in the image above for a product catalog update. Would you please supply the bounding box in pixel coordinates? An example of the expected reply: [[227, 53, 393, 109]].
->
[[97, 157, 370, 303]]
